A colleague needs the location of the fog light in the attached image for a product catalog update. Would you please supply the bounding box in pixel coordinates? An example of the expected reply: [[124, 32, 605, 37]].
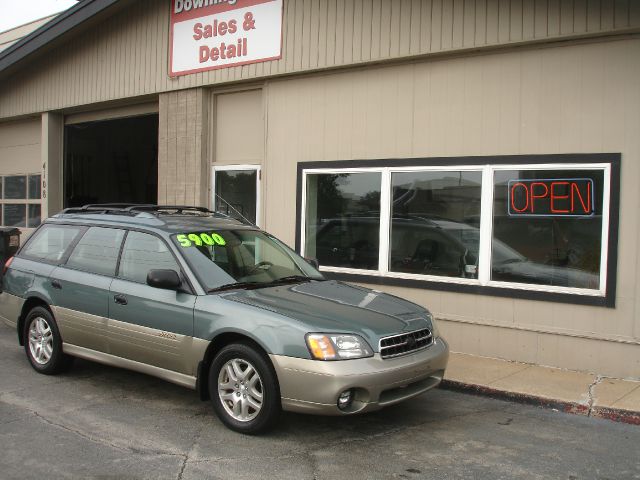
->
[[337, 389, 353, 410]]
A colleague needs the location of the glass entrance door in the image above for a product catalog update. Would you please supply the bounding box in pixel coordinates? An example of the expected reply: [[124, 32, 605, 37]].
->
[[212, 165, 260, 225]]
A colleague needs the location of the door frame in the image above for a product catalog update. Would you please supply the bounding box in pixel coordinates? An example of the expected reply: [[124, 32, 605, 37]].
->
[[211, 164, 261, 226]]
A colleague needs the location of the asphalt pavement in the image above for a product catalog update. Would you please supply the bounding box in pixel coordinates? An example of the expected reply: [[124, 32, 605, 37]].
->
[[1, 322, 639, 480]]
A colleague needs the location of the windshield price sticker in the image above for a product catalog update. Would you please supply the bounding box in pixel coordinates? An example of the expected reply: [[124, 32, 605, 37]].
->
[[177, 232, 226, 247]]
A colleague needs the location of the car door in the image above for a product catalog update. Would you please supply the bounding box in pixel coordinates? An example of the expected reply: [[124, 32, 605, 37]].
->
[[49, 226, 125, 353], [108, 230, 197, 374]]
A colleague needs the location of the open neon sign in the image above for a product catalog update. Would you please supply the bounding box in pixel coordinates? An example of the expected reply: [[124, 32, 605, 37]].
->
[[508, 178, 595, 217]]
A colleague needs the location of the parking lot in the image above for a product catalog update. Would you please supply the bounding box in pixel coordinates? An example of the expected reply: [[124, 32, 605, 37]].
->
[[1, 324, 639, 480]]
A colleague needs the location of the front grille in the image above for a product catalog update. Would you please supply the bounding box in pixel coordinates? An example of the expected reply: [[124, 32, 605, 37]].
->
[[379, 328, 433, 359]]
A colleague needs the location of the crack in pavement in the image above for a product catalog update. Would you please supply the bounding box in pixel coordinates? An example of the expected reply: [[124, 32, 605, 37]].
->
[[586, 375, 604, 417], [33, 411, 132, 453], [176, 428, 203, 480]]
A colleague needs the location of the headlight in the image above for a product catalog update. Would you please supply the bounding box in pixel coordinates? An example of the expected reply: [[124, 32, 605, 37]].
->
[[305, 333, 373, 360]]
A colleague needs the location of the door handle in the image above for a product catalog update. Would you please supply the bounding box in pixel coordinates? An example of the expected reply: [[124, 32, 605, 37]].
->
[[114, 294, 128, 305], [51, 280, 62, 290]]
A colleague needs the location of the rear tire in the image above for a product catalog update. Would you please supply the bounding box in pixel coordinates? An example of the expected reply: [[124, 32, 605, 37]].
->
[[208, 342, 281, 434], [23, 306, 73, 375]]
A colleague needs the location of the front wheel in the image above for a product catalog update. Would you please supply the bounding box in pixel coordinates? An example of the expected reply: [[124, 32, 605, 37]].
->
[[23, 306, 73, 375], [208, 342, 281, 434]]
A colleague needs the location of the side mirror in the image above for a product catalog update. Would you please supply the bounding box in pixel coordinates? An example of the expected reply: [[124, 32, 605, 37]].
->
[[305, 257, 320, 270], [147, 269, 182, 290]]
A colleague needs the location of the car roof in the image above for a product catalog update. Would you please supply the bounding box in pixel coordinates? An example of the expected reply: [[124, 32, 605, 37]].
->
[[47, 204, 255, 236]]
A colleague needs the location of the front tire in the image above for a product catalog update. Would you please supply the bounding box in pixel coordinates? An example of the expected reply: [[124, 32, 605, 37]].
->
[[23, 306, 73, 375], [208, 342, 281, 434]]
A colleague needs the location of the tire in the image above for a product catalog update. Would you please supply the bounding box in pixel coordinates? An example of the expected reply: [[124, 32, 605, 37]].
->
[[208, 342, 281, 434], [23, 306, 73, 375]]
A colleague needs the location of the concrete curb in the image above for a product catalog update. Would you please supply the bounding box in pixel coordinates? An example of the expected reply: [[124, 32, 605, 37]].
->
[[440, 379, 640, 426]]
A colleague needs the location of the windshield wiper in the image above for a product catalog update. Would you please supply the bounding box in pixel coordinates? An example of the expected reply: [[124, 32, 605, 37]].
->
[[207, 282, 263, 293], [268, 275, 314, 285], [208, 276, 319, 293]]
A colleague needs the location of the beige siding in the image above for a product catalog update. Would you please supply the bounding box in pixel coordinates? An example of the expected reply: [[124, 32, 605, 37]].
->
[[1, 0, 639, 119], [263, 37, 640, 378], [213, 89, 264, 165], [158, 89, 209, 207], [0, 117, 41, 175]]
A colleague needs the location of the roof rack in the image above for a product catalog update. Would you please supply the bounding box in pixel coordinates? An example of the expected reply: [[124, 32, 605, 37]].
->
[[60, 203, 219, 217]]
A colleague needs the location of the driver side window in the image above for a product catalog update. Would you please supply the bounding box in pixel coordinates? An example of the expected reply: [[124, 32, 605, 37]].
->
[[118, 231, 180, 284]]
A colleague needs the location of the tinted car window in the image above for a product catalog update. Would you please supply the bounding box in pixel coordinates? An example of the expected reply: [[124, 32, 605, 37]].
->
[[119, 231, 179, 283], [21, 224, 84, 263], [66, 227, 125, 276]]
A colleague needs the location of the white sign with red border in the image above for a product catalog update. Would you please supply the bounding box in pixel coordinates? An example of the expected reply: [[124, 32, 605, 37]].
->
[[170, 0, 283, 77]]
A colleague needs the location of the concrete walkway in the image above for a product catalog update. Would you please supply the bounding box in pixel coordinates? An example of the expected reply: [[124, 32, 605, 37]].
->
[[442, 352, 640, 425]]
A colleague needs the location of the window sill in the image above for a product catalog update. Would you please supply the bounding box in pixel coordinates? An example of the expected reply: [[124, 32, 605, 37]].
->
[[322, 270, 613, 308]]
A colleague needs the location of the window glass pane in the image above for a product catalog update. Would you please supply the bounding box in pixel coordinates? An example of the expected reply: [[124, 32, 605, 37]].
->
[[390, 171, 482, 278], [214, 170, 257, 224], [28, 204, 42, 228], [22, 225, 84, 263], [0, 177, 3, 199], [492, 169, 604, 289], [119, 231, 179, 283], [28, 175, 41, 199], [66, 227, 125, 276], [3, 204, 26, 227], [305, 172, 381, 270], [4, 176, 26, 199]]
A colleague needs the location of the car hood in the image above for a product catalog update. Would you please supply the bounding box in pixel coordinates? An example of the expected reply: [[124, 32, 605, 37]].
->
[[220, 280, 432, 342]]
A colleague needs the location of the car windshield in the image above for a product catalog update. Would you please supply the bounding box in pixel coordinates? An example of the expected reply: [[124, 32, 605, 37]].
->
[[173, 229, 324, 292]]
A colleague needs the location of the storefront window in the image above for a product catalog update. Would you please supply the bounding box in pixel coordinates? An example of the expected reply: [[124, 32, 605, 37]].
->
[[492, 170, 603, 289], [390, 171, 482, 278], [299, 156, 617, 304], [304, 172, 381, 270]]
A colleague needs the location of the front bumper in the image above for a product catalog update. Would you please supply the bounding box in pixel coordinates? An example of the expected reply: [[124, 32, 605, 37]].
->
[[270, 337, 449, 415]]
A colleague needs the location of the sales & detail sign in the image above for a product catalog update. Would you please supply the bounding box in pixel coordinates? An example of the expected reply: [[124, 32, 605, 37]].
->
[[170, 0, 283, 77], [508, 178, 595, 217]]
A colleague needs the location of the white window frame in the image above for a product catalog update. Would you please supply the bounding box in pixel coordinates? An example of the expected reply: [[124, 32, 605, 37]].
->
[[211, 165, 261, 226], [300, 162, 612, 298], [0, 173, 43, 229]]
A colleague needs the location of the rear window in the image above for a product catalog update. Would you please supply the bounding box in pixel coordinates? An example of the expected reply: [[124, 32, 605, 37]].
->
[[21, 224, 85, 263]]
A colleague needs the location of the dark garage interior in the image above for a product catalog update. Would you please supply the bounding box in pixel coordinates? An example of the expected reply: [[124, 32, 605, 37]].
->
[[64, 114, 158, 207]]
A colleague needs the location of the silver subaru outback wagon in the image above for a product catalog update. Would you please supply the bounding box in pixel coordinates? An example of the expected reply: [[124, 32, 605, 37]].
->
[[0, 204, 449, 433]]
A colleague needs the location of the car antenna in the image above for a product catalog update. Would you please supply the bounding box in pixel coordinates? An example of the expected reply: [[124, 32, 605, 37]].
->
[[214, 194, 255, 226]]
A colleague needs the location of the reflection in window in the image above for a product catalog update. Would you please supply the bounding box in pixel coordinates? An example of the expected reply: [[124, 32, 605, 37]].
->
[[305, 172, 381, 270], [66, 227, 125, 276], [28, 205, 41, 228], [22, 225, 84, 263], [390, 171, 482, 278], [28, 175, 41, 200], [119, 231, 179, 283], [0, 173, 42, 228], [214, 170, 257, 224], [3, 204, 26, 227], [4, 176, 26, 199], [492, 170, 603, 289]]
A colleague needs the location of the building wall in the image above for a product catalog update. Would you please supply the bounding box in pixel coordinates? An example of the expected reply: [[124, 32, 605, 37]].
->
[[0, 118, 41, 175], [262, 37, 640, 378], [158, 89, 209, 206], [1, 0, 639, 120]]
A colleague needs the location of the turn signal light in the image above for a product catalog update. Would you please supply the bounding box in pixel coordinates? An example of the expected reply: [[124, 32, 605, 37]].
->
[[3, 256, 13, 276]]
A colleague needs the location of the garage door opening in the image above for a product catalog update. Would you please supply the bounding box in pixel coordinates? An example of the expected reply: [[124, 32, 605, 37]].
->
[[64, 114, 158, 208]]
